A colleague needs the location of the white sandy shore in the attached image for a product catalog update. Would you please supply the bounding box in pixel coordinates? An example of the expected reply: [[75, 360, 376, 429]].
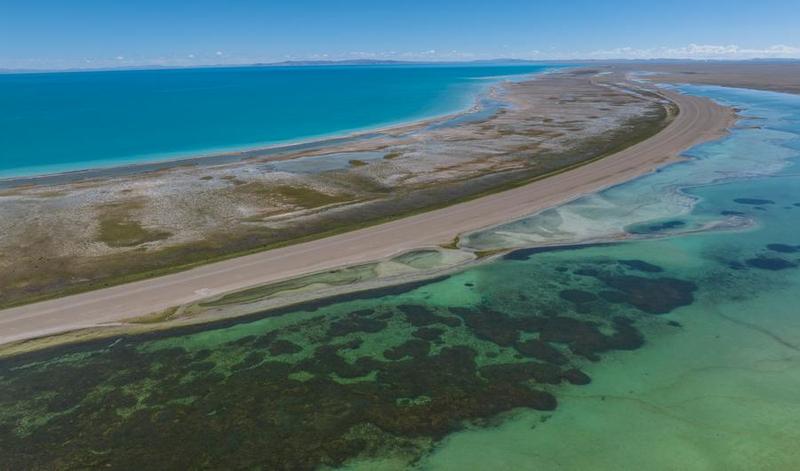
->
[[0, 83, 736, 347]]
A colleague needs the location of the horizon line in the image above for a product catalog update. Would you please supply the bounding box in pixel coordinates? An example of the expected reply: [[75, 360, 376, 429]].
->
[[2, 57, 799, 75]]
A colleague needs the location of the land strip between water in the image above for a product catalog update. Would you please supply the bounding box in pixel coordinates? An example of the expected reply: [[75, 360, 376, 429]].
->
[[0, 70, 736, 351], [1, 67, 671, 308]]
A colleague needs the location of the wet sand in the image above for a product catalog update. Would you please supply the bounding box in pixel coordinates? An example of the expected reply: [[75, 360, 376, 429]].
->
[[0, 83, 735, 347]]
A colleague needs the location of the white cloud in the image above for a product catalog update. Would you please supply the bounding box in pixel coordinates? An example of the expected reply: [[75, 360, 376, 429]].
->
[[541, 43, 800, 60]]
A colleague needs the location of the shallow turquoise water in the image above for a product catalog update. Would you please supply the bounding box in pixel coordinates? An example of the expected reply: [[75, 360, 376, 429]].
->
[[0, 64, 550, 177], [422, 85, 800, 469], [464, 85, 800, 251], [0, 85, 799, 469]]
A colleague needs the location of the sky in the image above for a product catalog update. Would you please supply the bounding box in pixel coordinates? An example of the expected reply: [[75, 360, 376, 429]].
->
[[1, 0, 799, 70]]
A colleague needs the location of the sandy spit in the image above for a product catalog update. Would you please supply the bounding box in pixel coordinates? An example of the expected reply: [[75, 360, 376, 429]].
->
[[0, 80, 736, 348]]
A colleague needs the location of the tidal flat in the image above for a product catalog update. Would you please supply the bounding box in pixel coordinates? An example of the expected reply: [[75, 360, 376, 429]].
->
[[1, 84, 799, 469]]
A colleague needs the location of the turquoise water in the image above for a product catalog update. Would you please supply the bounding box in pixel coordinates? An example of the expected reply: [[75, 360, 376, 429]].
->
[[422, 86, 800, 469], [0, 64, 550, 178], [464, 85, 800, 251], [1, 85, 799, 469]]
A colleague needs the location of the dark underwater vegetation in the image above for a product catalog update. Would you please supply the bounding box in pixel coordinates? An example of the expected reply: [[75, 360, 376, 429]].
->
[[0, 251, 701, 469]]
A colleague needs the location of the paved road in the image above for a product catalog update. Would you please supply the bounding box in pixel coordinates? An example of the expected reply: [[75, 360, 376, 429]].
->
[[0, 87, 734, 346]]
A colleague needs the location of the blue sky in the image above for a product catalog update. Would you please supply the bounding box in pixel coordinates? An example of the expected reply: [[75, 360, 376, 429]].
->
[[2, 0, 799, 69]]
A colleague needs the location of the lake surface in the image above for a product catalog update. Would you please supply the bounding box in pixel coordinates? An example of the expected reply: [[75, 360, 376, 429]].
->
[[1, 85, 799, 469], [0, 64, 550, 178]]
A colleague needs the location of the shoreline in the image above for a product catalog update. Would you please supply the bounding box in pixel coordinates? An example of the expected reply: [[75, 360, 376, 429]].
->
[[0, 69, 550, 187], [0, 80, 737, 354]]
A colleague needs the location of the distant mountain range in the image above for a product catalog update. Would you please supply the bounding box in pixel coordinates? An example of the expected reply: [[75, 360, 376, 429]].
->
[[2, 58, 799, 74], [259, 58, 546, 66]]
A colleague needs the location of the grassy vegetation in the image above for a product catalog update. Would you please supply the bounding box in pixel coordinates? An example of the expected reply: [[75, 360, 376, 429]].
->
[[235, 182, 351, 208], [348, 159, 368, 167], [274, 185, 351, 208], [97, 202, 171, 248]]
